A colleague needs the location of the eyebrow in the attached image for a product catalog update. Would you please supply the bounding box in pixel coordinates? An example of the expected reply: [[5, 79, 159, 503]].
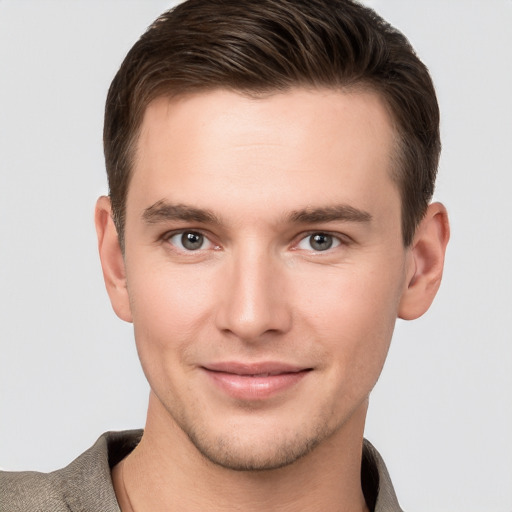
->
[[142, 200, 372, 226], [288, 205, 372, 224], [142, 200, 221, 225]]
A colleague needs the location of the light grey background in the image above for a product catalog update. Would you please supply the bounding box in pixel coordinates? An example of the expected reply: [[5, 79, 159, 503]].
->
[[1, 1, 511, 511]]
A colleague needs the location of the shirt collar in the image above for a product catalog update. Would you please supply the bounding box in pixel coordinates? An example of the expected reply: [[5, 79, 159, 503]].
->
[[59, 430, 402, 511]]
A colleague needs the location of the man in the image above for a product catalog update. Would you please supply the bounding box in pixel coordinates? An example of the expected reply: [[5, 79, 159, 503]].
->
[[1, 0, 449, 510]]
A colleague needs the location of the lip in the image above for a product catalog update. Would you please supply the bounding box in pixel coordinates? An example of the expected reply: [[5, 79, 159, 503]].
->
[[201, 362, 312, 401]]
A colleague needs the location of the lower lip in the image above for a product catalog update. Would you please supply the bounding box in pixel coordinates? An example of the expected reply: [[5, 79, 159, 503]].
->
[[204, 369, 310, 401]]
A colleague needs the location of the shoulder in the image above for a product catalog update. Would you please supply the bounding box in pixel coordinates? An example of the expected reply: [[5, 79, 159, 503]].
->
[[0, 470, 67, 512], [0, 430, 143, 512], [362, 439, 404, 512]]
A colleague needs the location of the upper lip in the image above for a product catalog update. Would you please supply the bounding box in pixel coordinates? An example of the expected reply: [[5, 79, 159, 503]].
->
[[202, 362, 311, 376]]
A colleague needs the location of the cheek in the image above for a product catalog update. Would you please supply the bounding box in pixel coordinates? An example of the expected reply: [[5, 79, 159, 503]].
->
[[294, 262, 403, 374], [295, 259, 402, 326], [129, 260, 213, 328], [126, 263, 215, 374]]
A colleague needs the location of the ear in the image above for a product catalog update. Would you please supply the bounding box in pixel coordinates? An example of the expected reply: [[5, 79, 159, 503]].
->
[[398, 202, 450, 320], [95, 196, 133, 322]]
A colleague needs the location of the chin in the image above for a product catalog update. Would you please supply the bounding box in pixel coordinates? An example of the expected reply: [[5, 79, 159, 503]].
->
[[181, 420, 329, 472]]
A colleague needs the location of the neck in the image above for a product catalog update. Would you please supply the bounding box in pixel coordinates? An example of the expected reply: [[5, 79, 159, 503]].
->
[[113, 394, 370, 512]]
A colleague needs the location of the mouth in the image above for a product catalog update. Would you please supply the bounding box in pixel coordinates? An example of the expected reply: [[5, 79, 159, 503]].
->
[[201, 362, 312, 400]]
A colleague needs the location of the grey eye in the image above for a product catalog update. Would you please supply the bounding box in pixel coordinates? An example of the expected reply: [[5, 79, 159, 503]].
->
[[309, 233, 333, 251], [297, 232, 341, 252], [181, 232, 204, 250], [168, 231, 210, 251]]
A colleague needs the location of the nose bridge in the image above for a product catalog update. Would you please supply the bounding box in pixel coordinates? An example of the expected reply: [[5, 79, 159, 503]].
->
[[216, 240, 290, 340]]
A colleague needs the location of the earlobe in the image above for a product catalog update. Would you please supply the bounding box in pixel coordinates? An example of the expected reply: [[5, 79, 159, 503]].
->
[[398, 202, 450, 320], [95, 196, 133, 323]]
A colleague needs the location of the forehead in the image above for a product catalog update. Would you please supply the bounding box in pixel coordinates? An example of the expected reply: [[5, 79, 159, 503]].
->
[[129, 87, 399, 224]]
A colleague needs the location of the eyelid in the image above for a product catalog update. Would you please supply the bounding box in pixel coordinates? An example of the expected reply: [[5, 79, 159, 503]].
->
[[163, 229, 219, 252], [160, 228, 351, 253], [293, 230, 351, 252]]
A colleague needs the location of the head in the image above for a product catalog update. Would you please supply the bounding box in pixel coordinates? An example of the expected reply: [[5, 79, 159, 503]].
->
[[96, 0, 449, 475], [104, 0, 440, 251]]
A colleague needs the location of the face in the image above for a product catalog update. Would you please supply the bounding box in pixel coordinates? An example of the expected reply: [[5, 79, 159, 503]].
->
[[120, 88, 412, 470]]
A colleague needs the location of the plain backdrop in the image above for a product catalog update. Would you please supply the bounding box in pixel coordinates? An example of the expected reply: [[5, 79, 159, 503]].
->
[[1, 1, 511, 511]]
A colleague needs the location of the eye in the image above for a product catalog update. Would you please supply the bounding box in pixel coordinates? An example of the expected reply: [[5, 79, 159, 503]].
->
[[297, 232, 341, 252], [167, 231, 214, 251]]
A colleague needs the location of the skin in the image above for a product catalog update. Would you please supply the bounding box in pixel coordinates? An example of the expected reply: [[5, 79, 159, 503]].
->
[[96, 88, 449, 511]]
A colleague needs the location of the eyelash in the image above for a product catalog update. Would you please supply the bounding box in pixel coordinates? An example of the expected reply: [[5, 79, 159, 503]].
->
[[164, 230, 218, 252], [294, 232, 345, 252], [162, 230, 349, 254]]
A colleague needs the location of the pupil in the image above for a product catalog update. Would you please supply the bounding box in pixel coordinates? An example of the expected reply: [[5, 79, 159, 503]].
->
[[182, 232, 203, 250], [310, 233, 332, 251]]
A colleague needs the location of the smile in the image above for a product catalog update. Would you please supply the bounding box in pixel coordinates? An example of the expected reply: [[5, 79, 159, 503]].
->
[[201, 362, 312, 401]]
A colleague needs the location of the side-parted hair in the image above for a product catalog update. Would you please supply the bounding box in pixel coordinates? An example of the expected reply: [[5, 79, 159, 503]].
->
[[104, 0, 440, 249]]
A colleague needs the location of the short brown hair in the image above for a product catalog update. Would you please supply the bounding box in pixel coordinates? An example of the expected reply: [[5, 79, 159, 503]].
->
[[104, 0, 440, 249]]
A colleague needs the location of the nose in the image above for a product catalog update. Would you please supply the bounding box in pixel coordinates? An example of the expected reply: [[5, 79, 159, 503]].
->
[[215, 246, 292, 342]]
